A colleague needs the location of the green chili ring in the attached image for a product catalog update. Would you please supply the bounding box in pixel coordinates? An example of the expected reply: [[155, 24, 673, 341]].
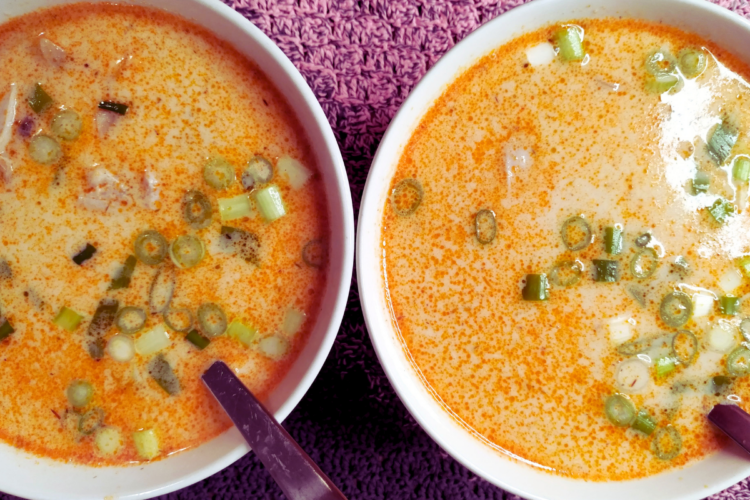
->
[[631, 248, 659, 279], [604, 394, 636, 427], [651, 426, 682, 460]]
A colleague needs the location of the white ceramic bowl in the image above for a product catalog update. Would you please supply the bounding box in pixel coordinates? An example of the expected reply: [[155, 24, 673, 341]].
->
[[0, 0, 353, 499], [357, 0, 750, 499]]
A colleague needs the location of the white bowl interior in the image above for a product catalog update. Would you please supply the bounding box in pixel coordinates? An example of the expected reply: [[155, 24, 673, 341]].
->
[[0, 0, 353, 499], [357, 0, 750, 499]]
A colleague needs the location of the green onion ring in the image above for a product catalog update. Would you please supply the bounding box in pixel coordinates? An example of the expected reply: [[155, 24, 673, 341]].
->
[[115, 306, 146, 335]]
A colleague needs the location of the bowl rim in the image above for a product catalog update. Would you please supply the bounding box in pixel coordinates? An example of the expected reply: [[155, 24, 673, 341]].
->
[[0, 0, 353, 498], [356, 0, 750, 498]]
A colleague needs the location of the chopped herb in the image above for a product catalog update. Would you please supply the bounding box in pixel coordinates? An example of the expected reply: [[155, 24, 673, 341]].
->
[[72, 243, 97, 265], [593, 259, 619, 282], [98, 101, 128, 115]]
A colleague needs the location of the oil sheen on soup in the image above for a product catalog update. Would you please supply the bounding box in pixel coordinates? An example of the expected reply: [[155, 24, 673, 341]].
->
[[382, 19, 750, 480], [0, 4, 329, 464]]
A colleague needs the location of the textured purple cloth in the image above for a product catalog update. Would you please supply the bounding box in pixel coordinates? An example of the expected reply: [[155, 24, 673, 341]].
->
[[5, 1, 750, 499]]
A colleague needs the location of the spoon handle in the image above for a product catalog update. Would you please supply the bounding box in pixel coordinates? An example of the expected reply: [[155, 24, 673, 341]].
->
[[708, 403, 750, 455], [202, 360, 347, 500]]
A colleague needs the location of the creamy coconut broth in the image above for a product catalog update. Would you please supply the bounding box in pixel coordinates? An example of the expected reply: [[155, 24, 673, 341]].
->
[[0, 4, 329, 464], [382, 19, 750, 480]]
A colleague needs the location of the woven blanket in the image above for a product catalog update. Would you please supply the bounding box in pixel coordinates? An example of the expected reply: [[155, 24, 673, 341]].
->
[[5, 1, 750, 499]]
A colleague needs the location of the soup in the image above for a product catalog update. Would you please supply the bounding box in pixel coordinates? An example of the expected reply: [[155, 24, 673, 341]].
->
[[382, 19, 750, 480], [0, 3, 329, 464]]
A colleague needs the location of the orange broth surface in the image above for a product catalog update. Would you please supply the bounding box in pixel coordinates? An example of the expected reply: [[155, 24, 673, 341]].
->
[[0, 4, 329, 464], [382, 19, 750, 480]]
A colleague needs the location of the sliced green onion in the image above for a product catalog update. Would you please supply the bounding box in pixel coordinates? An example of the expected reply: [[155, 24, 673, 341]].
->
[[560, 216, 591, 251], [474, 209, 497, 244], [734, 157, 750, 182], [220, 226, 261, 265], [645, 49, 677, 76], [109, 255, 137, 290], [98, 101, 128, 115], [678, 49, 707, 79], [182, 190, 212, 229], [203, 156, 235, 190], [197, 303, 227, 337], [302, 239, 326, 268], [659, 291, 693, 328], [254, 185, 287, 222], [51, 109, 82, 140], [86, 298, 118, 360], [115, 306, 146, 334], [672, 330, 698, 365], [645, 73, 680, 94], [29, 134, 62, 164], [227, 320, 257, 347], [738, 256, 750, 278], [692, 170, 710, 195], [72, 243, 97, 265], [708, 119, 739, 165], [655, 356, 676, 377], [218, 194, 253, 221], [134, 230, 168, 265], [727, 347, 750, 376], [720, 295, 740, 316], [148, 265, 175, 314], [95, 427, 122, 456], [604, 226, 623, 255], [0, 318, 14, 341], [185, 329, 210, 350], [548, 260, 582, 287], [604, 394, 636, 427], [258, 335, 289, 359], [163, 308, 193, 332], [169, 235, 205, 269], [593, 259, 619, 282], [78, 407, 104, 435], [54, 306, 84, 331], [522, 274, 549, 301], [282, 308, 306, 336], [277, 156, 311, 190], [712, 375, 733, 393], [133, 429, 159, 460], [552, 25, 585, 62], [632, 409, 657, 435], [242, 155, 274, 190], [106, 334, 135, 363], [28, 83, 53, 113], [630, 248, 659, 279], [708, 197, 735, 225], [147, 353, 180, 396], [66, 380, 93, 408], [652, 426, 682, 460], [634, 233, 651, 247], [135, 324, 170, 355], [390, 178, 423, 216]]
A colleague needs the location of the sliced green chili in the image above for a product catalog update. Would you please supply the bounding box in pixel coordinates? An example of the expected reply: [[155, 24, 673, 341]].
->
[[727, 347, 750, 376], [617, 337, 653, 356], [560, 216, 592, 251], [552, 26, 585, 62], [134, 230, 168, 265], [522, 274, 549, 301], [659, 291, 693, 328], [241, 156, 274, 190], [708, 198, 735, 225], [632, 409, 657, 435], [169, 235, 205, 269], [692, 170, 710, 195], [114, 306, 146, 335], [604, 226, 623, 255], [390, 178, 423, 216], [593, 259, 619, 282], [197, 303, 227, 337], [182, 190, 212, 229], [474, 209, 497, 244], [645, 73, 680, 94], [203, 156, 235, 190], [645, 49, 677, 76], [549, 260, 582, 287], [109, 255, 137, 290], [163, 308, 193, 333], [678, 49, 707, 79], [630, 248, 659, 279], [28, 83, 53, 113], [708, 119, 739, 165], [720, 295, 740, 316], [672, 330, 698, 366], [652, 426, 682, 460], [72, 244, 97, 265], [98, 101, 128, 115], [604, 394, 636, 427], [185, 329, 210, 350]]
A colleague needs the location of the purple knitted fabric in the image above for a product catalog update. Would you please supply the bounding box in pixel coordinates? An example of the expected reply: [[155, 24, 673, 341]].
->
[[4, 1, 750, 499]]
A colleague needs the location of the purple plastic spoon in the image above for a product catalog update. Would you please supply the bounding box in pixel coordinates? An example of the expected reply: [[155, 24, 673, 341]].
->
[[708, 403, 750, 455], [202, 360, 347, 500]]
